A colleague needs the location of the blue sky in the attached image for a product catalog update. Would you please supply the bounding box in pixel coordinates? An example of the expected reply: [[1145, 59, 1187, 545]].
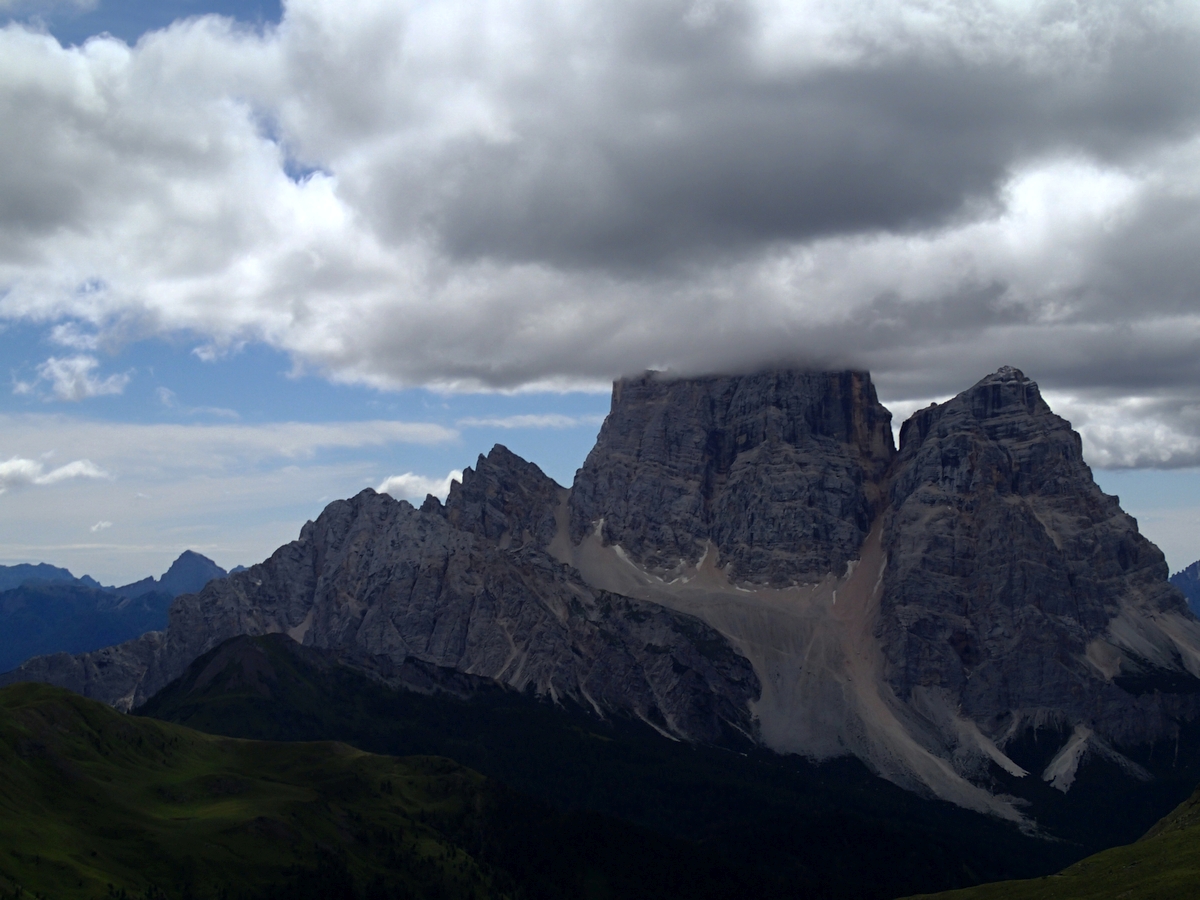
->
[[0, 317, 609, 583], [3, 0, 282, 47], [2, 0, 1200, 583]]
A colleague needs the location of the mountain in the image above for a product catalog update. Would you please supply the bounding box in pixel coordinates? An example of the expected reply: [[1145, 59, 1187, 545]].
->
[[0, 550, 226, 599], [1172, 560, 1200, 616], [0, 562, 102, 591], [2, 449, 759, 744], [568, 369, 895, 584], [0, 584, 174, 673], [4, 366, 1198, 834], [0, 681, 775, 900], [0, 551, 227, 673], [113, 549, 228, 599], [563, 366, 1200, 820], [877, 367, 1200, 804], [136, 632, 1075, 899], [903, 779, 1200, 899]]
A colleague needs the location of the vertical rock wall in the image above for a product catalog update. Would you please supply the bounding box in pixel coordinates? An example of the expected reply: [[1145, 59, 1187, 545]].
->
[[569, 370, 895, 584]]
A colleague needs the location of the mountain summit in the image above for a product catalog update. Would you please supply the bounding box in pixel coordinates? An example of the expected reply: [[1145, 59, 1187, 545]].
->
[[113, 549, 227, 599], [4, 367, 1198, 827]]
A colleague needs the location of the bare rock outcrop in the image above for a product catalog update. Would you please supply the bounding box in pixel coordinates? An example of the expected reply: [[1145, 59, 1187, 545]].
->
[[880, 366, 1200, 756], [1, 449, 757, 744], [569, 370, 895, 585]]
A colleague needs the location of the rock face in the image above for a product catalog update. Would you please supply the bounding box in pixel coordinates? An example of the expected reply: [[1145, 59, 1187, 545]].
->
[[1172, 561, 1200, 616], [570, 370, 895, 585], [879, 367, 1200, 776], [6, 365, 1200, 825], [1, 450, 756, 744]]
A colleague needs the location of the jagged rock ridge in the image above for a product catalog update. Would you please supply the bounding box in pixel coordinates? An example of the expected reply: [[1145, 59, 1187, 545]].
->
[[2, 448, 756, 744], [5, 366, 1200, 826]]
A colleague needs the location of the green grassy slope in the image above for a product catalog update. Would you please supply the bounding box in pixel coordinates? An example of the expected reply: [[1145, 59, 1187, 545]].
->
[[137, 634, 1084, 899], [0, 682, 756, 900], [904, 784, 1200, 900]]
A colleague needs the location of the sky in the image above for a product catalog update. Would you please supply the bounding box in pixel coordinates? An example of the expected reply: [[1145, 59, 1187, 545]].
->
[[1, 0, 1198, 584]]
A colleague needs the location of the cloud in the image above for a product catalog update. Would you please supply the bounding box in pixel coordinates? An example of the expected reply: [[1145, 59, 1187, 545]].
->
[[28, 356, 131, 401], [457, 414, 605, 429], [1044, 391, 1200, 470], [156, 386, 239, 418], [0, 3, 1199, 461], [49, 321, 100, 350], [0, 415, 458, 476], [0, 0, 95, 11], [378, 470, 462, 501], [90, 519, 111, 532], [0, 415, 462, 582], [0, 455, 108, 494]]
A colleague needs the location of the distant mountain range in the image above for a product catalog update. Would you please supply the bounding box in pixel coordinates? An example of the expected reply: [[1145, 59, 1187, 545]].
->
[[0, 562, 105, 592], [0, 550, 228, 672]]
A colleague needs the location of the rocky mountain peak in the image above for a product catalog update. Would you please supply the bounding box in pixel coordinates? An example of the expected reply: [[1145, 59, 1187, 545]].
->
[[898, 366, 1056, 454], [881, 366, 1197, 755], [570, 369, 895, 584], [158, 550, 227, 597], [442, 444, 562, 549], [894, 365, 1083, 502], [113, 550, 227, 600]]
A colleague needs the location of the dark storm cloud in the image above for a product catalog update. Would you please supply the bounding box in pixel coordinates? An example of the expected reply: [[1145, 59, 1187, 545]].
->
[[355, 6, 1200, 271], [2, 0, 1200, 466]]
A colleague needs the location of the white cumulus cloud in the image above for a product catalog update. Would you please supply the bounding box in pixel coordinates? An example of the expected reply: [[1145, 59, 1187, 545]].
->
[[457, 414, 605, 429], [26, 356, 131, 401], [0, 455, 108, 494], [378, 470, 462, 501]]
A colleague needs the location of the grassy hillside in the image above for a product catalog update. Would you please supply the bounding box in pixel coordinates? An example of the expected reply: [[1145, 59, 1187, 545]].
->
[[904, 784, 1200, 900], [0, 682, 755, 900], [137, 634, 1085, 900]]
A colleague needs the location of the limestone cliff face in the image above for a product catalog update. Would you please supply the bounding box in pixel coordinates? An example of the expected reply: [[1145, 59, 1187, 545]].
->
[[879, 367, 1200, 750], [559, 366, 1200, 816], [1, 449, 757, 744], [6, 365, 1200, 823], [569, 370, 895, 585]]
